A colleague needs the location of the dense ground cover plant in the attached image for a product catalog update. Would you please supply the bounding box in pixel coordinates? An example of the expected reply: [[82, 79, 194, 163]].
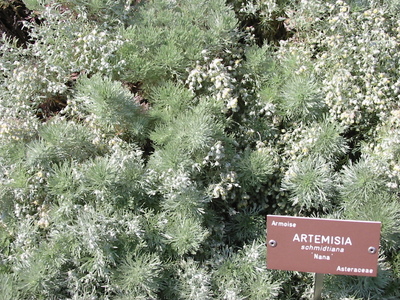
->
[[1, 0, 400, 298]]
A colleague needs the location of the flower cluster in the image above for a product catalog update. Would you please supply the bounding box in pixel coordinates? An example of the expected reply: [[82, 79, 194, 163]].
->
[[203, 141, 226, 167], [315, 2, 400, 127], [186, 54, 241, 112], [209, 170, 240, 200], [280, 119, 347, 162], [28, 5, 126, 80]]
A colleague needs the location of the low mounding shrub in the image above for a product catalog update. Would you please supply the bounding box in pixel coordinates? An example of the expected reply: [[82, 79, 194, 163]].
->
[[0, 0, 399, 298]]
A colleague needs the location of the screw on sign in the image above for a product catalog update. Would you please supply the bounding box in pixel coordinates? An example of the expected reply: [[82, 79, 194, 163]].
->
[[266, 215, 381, 299]]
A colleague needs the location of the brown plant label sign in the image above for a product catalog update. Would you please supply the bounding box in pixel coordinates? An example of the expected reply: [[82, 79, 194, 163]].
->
[[266, 215, 381, 277]]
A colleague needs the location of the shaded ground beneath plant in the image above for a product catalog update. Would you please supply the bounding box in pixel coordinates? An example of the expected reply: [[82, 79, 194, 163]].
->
[[0, 0, 38, 46]]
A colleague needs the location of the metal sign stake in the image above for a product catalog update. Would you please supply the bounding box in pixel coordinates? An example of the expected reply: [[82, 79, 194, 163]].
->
[[313, 273, 324, 300]]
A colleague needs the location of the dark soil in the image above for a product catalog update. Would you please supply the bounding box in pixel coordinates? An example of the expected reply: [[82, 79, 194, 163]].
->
[[0, 0, 38, 47]]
